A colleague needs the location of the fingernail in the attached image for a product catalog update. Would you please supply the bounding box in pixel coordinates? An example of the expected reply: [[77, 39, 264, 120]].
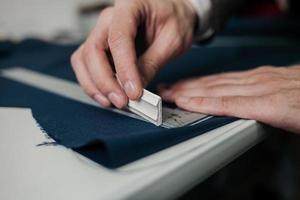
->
[[177, 96, 190, 104], [108, 92, 124, 108], [94, 94, 110, 107], [124, 80, 140, 99]]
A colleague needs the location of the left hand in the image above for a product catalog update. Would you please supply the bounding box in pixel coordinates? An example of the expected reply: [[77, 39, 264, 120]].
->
[[158, 65, 300, 134]]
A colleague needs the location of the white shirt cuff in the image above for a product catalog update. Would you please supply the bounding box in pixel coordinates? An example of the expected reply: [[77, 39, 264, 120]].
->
[[188, 0, 214, 41]]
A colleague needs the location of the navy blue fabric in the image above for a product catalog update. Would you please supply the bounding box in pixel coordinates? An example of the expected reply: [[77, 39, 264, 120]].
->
[[0, 18, 300, 168], [222, 17, 300, 37], [0, 77, 235, 167]]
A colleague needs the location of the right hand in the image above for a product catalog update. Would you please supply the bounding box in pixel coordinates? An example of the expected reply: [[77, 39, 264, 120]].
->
[[71, 0, 197, 108]]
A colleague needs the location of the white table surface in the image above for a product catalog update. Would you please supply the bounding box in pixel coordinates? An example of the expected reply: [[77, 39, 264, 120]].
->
[[0, 107, 266, 200], [0, 67, 267, 200]]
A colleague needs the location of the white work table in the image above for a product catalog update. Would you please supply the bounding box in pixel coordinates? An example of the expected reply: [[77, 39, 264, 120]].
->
[[0, 106, 266, 200], [0, 66, 267, 200]]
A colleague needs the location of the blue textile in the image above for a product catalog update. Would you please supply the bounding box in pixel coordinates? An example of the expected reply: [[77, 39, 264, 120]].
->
[[0, 77, 236, 167], [0, 18, 300, 168]]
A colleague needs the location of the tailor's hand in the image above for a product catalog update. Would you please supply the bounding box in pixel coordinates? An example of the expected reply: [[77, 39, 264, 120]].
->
[[71, 0, 197, 108], [159, 66, 300, 134]]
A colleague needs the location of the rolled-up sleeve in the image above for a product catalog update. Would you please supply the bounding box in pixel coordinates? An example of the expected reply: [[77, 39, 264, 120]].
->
[[188, 0, 214, 41], [189, 0, 248, 42]]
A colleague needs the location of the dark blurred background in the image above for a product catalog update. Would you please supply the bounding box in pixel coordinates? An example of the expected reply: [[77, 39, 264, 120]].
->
[[0, 0, 111, 43], [179, 130, 300, 200]]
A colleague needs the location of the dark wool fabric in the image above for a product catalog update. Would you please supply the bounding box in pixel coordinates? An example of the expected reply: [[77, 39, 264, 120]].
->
[[0, 18, 299, 168]]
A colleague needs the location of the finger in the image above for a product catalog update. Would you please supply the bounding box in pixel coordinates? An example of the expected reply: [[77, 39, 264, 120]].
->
[[162, 73, 251, 93], [161, 83, 275, 102], [158, 87, 174, 102], [83, 43, 128, 109], [165, 78, 244, 95], [165, 67, 297, 94], [71, 45, 111, 107], [185, 67, 279, 88], [158, 79, 202, 99], [84, 10, 128, 109], [108, 1, 143, 100], [139, 23, 192, 85], [169, 67, 279, 91], [175, 95, 273, 122], [291, 65, 300, 70], [192, 71, 250, 85]]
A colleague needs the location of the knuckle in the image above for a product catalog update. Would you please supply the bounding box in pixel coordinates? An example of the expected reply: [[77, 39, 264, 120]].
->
[[253, 73, 272, 82], [70, 52, 78, 66], [82, 43, 101, 61], [82, 45, 92, 59], [115, 0, 132, 5], [125, 0, 139, 10], [85, 42, 102, 54], [263, 94, 281, 119], [94, 79, 109, 92], [117, 0, 140, 11], [70, 51, 81, 69], [220, 96, 231, 115], [192, 97, 204, 105], [206, 86, 218, 96], [78, 80, 97, 97], [142, 59, 160, 74], [99, 7, 113, 18], [84, 46, 92, 57], [94, 77, 116, 95], [108, 32, 125, 50], [116, 64, 129, 76], [82, 86, 96, 97]]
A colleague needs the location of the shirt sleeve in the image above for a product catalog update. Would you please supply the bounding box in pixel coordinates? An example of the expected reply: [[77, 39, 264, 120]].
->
[[188, 0, 214, 41], [189, 0, 248, 42]]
